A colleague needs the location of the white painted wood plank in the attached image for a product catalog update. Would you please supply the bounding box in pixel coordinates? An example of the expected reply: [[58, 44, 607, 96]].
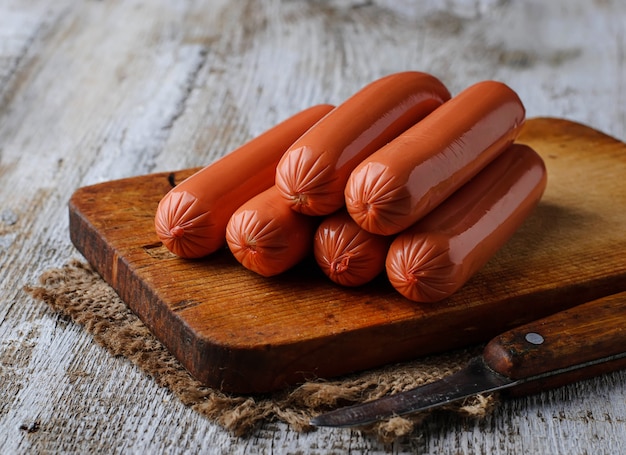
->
[[1, 0, 625, 453]]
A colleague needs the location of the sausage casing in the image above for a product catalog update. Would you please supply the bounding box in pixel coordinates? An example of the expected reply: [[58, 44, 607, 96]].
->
[[346, 80, 525, 235], [313, 210, 391, 287], [154, 104, 334, 258], [275, 72, 451, 216], [226, 186, 318, 277], [385, 144, 547, 303]]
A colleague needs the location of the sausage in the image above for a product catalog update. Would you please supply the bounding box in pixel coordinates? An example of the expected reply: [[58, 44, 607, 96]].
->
[[345, 80, 526, 236], [154, 104, 334, 258], [313, 210, 391, 287], [385, 143, 547, 303], [225, 186, 318, 277], [274, 71, 451, 216]]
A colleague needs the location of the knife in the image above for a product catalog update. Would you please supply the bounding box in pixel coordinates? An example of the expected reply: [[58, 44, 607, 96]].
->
[[311, 291, 626, 428]]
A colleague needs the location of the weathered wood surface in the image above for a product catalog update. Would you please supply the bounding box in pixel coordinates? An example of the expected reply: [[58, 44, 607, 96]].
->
[[1, 0, 625, 453]]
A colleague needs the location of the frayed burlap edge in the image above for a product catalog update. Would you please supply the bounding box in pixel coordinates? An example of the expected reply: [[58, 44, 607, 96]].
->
[[25, 259, 497, 442]]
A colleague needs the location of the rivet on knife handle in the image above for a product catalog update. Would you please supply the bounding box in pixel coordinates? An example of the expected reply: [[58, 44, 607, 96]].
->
[[483, 292, 626, 381], [310, 291, 626, 428]]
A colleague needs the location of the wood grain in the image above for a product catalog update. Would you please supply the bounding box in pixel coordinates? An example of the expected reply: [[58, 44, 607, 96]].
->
[[68, 118, 626, 393], [2, 0, 626, 453]]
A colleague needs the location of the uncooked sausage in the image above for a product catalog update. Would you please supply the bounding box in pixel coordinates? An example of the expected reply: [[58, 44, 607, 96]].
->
[[275, 72, 451, 216], [154, 104, 334, 258], [345, 80, 525, 235], [314, 210, 391, 287], [385, 143, 547, 302], [226, 186, 319, 277]]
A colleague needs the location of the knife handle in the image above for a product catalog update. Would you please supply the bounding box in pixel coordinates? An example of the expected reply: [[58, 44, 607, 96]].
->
[[483, 291, 626, 393]]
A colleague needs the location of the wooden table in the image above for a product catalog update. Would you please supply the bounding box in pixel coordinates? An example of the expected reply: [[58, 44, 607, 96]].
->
[[1, 0, 625, 453]]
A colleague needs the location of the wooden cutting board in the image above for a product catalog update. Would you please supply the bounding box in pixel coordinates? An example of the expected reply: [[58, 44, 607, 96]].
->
[[68, 118, 626, 394]]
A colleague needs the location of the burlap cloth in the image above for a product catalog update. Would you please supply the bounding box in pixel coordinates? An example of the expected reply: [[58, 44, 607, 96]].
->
[[26, 259, 497, 443]]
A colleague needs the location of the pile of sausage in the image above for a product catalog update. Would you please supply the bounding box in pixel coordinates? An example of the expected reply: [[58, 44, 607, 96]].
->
[[154, 71, 547, 303]]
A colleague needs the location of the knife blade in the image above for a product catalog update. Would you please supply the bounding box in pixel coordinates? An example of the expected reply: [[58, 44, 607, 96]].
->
[[311, 291, 626, 428]]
